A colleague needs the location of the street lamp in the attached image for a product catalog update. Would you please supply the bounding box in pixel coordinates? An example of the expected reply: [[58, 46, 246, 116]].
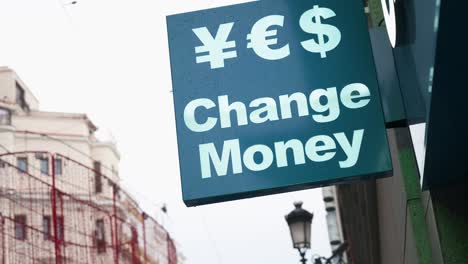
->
[[285, 201, 313, 264], [285, 201, 347, 264]]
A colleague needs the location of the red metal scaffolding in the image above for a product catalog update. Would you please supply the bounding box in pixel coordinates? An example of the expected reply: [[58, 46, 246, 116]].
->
[[0, 151, 178, 264]]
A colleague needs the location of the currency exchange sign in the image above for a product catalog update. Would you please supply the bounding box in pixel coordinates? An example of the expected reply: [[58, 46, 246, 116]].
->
[[167, 0, 392, 206]]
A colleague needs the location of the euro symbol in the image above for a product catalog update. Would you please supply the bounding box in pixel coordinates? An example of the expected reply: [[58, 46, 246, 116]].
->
[[246, 15, 290, 61]]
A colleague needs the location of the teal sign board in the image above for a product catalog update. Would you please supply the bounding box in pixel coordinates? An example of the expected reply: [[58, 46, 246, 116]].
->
[[167, 0, 392, 206]]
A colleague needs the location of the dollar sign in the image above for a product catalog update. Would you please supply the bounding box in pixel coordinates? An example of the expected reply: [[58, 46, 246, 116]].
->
[[299, 5, 341, 58]]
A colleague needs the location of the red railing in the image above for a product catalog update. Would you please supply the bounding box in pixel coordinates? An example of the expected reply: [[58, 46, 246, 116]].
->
[[0, 151, 178, 264]]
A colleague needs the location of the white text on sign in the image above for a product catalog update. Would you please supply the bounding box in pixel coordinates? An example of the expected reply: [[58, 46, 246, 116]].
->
[[193, 5, 342, 69], [183, 83, 371, 178]]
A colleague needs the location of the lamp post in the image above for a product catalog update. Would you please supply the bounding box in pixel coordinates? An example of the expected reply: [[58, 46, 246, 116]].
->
[[285, 201, 313, 264], [285, 201, 347, 264]]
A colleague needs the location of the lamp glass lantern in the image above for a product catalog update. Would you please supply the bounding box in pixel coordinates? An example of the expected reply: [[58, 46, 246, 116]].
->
[[285, 201, 314, 249]]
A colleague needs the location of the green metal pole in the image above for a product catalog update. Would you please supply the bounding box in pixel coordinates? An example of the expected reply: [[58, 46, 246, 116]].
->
[[394, 128, 433, 264], [367, 0, 384, 28], [367, 1, 434, 262]]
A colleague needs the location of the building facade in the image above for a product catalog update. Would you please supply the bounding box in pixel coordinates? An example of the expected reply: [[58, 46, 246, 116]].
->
[[0, 66, 184, 264], [322, 1, 468, 264]]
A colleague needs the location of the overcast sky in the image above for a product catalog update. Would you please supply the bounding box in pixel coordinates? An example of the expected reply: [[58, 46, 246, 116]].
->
[[0, 0, 333, 263]]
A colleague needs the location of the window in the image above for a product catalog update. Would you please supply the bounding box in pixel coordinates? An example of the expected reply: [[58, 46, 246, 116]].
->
[[57, 216, 64, 241], [40, 158, 49, 175], [14, 215, 27, 240], [94, 161, 102, 193], [95, 219, 106, 253], [0, 108, 11, 125], [43, 215, 64, 241], [0, 160, 6, 177], [54, 158, 62, 176], [43, 216, 51, 240], [15, 83, 24, 104], [15, 82, 29, 111], [17, 157, 28, 173]]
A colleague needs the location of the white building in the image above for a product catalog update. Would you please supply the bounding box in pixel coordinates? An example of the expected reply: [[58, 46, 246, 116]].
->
[[322, 186, 347, 264], [0, 66, 183, 264]]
